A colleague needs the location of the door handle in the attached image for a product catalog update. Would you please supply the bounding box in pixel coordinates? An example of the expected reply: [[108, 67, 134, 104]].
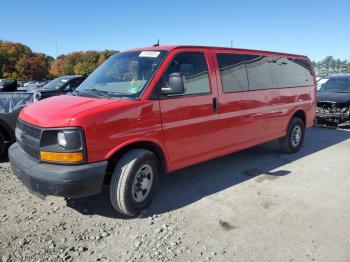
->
[[213, 97, 218, 113]]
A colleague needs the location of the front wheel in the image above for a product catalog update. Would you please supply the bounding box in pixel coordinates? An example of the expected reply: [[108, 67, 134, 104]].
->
[[0, 131, 8, 158], [280, 117, 305, 153], [109, 149, 159, 217]]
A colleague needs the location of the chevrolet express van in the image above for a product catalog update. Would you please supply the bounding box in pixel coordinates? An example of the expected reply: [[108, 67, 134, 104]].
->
[[9, 46, 316, 216]]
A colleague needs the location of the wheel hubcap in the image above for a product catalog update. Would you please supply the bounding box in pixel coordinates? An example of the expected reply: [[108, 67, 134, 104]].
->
[[291, 126, 302, 147], [132, 164, 153, 203]]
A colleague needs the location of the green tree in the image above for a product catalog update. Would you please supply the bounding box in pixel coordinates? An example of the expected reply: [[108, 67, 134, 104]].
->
[[314, 56, 350, 78]]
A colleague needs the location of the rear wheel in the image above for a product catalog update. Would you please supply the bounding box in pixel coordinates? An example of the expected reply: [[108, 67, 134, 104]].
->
[[280, 117, 305, 153], [109, 149, 158, 217]]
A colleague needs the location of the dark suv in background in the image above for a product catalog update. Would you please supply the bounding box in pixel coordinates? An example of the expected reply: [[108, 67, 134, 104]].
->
[[316, 75, 350, 127], [31, 75, 86, 99]]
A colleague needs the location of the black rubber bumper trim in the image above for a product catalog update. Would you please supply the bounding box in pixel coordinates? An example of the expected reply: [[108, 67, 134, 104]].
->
[[9, 143, 108, 198]]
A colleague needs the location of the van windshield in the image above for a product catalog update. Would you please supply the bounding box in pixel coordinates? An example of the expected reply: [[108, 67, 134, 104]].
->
[[77, 51, 167, 98]]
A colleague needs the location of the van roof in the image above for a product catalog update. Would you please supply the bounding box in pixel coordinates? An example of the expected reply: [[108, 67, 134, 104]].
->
[[126, 45, 309, 59]]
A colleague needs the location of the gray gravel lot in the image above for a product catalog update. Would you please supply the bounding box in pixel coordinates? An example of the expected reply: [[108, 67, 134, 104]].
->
[[1, 127, 350, 262]]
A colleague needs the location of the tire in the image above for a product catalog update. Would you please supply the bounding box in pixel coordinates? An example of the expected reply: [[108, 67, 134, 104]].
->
[[0, 130, 8, 158], [109, 149, 159, 217], [280, 117, 305, 154]]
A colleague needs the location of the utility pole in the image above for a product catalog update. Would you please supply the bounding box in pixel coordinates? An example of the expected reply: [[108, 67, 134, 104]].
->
[[230, 40, 233, 48], [55, 42, 58, 58]]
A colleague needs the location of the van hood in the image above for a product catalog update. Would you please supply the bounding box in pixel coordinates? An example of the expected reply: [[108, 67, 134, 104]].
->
[[19, 95, 120, 127]]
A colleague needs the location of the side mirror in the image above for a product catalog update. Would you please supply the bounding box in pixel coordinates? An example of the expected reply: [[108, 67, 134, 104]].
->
[[161, 73, 185, 95]]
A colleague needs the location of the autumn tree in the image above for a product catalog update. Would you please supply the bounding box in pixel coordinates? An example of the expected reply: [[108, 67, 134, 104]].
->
[[1, 40, 118, 79], [0, 40, 53, 80]]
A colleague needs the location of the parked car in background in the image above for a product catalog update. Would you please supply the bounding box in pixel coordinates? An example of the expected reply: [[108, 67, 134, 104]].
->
[[0, 76, 84, 156], [316, 74, 350, 127], [0, 92, 40, 157], [17, 80, 50, 91], [9, 45, 316, 217], [28, 75, 86, 98], [0, 80, 17, 92]]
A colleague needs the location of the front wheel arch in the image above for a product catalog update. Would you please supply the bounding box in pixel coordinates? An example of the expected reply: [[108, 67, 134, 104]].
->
[[109, 148, 159, 216], [104, 140, 168, 185]]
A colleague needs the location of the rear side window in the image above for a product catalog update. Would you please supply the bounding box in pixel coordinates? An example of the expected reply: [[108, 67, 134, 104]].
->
[[269, 57, 314, 88], [161, 52, 210, 95], [245, 56, 273, 90], [217, 54, 250, 92], [217, 53, 314, 92], [217, 54, 274, 91]]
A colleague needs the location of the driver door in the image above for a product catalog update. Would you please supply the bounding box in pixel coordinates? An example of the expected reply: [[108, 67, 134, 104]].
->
[[158, 50, 221, 171]]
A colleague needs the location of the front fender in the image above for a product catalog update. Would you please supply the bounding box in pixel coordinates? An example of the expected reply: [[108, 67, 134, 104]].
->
[[104, 137, 170, 172]]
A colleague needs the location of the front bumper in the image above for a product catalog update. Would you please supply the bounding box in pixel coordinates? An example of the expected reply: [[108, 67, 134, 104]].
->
[[9, 143, 108, 198]]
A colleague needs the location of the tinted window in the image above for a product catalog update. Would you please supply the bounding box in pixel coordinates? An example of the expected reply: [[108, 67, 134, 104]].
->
[[161, 53, 210, 95], [65, 78, 83, 91], [245, 56, 273, 90], [70, 78, 84, 88], [269, 57, 314, 88], [319, 78, 350, 93], [217, 54, 250, 92]]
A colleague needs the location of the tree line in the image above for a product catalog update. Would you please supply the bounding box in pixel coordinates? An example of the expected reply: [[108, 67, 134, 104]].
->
[[312, 56, 350, 78], [0, 40, 118, 80], [1, 40, 349, 80]]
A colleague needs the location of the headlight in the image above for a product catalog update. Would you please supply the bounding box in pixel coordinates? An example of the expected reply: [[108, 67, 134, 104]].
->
[[40, 128, 86, 164], [57, 132, 67, 147]]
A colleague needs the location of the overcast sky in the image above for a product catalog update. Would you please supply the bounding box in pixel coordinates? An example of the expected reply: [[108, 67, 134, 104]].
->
[[1, 0, 349, 61]]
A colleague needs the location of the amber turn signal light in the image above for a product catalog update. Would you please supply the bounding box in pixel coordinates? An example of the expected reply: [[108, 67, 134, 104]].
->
[[40, 151, 84, 163]]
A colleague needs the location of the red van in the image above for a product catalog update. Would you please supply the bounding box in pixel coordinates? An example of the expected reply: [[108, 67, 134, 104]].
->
[[9, 46, 316, 216]]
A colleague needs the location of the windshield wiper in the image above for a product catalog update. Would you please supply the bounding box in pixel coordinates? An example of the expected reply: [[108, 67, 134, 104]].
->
[[83, 88, 111, 98]]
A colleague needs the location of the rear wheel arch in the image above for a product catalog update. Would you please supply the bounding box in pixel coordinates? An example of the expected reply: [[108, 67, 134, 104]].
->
[[284, 109, 306, 134], [105, 140, 168, 184], [280, 117, 306, 153], [292, 109, 306, 125]]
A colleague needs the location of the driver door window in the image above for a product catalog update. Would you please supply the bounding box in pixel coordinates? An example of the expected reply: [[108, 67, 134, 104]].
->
[[160, 53, 211, 96]]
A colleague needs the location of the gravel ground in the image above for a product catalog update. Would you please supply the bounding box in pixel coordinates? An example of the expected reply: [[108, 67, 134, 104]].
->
[[1, 127, 350, 262]]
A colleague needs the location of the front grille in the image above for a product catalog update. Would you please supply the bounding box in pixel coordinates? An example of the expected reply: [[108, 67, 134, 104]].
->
[[16, 119, 41, 139], [17, 139, 40, 159], [317, 102, 349, 114], [16, 119, 42, 160]]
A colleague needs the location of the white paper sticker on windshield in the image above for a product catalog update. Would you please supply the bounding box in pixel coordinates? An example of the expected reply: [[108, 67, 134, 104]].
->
[[139, 51, 160, 58]]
